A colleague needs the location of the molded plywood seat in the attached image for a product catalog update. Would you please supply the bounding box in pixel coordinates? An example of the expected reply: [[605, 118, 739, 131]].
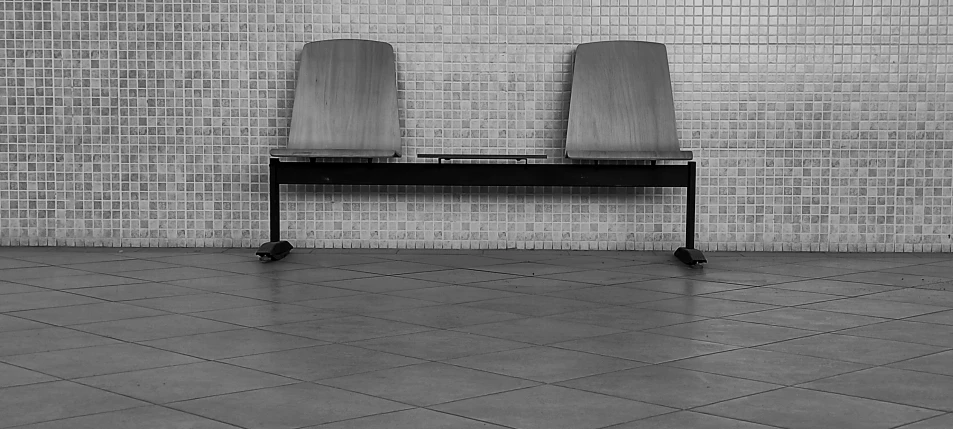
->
[[566, 41, 692, 161], [270, 39, 401, 159]]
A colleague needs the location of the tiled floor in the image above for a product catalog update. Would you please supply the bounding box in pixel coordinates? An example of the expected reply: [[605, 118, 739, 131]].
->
[[0, 247, 952, 429]]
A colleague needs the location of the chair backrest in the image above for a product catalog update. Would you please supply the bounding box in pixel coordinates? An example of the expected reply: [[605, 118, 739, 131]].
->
[[273, 39, 401, 158], [565, 41, 691, 160]]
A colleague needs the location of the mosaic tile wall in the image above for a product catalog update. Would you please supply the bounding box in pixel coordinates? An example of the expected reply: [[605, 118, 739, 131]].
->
[[1, 0, 951, 252]]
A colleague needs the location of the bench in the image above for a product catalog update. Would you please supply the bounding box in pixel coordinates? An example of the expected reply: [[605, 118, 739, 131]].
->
[[256, 39, 706, 266]]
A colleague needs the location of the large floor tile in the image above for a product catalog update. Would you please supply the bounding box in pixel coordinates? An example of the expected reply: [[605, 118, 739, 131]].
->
[[625, 277, 751, 295], [446, 345, 643, 383], [0, 267, 95, 281], [0, 327, 119, 357], [550, 307, 706, 331], [668, 348, 868, 385], [384, 284, 526, 303], [463, 295, 605, 317], [559, 365, 778, 409], [120, 267, 233, 282], [539, 269, 657, 285], [802, 297, 948, 319], [141, 328, 325, 360], [77, 361, 295, 403], [223, 344, 423, 380], [10, 302, 167, 326], [837, 320, 953, 347], [727, 307, 887, 332], [0, 362, 57, 388], [262, 315, 431, 342], [191, 303, 347, 327], [267, 268, 379, 284], [1, 343, 200, 379], [908, 309, 953, 325], [863, 288, 953, 308], [370, 304, 526, 329], [72, 314, 240, 342], [633, 296, 778, 317], [13, 405, 242, 429], [321, 276, 448, 293], [767, 278, 900, 296], [890, 350, 953, 376], [165, 275, 299, 292], [704, 287, 840, 306], [69, 282, 205, 301], [453, 317, 624, 345], [468, 277, 594, 294], [16, 273, 147, 290], [758, 333, 945, 365], [826, 271, 948, 287], [476, 262, 585, 276], [432, 384, 672, 429], [0, 381, 146, 428], [801, 367, 953, 411], [400, 268, 516, 284], [297, 293, 438, 314], [645, 318, 813, 347], [170, 382, 409, 429], [0, 281, 46, 295], [342, 260, 444, 275], [313, 408, 509, 429], [895, 414, 953, 429], [697, 387, 940, 429], [64, 259, 180, 273], [349, 330, 529, 361], [0, 314, 49, 332], [319, 362, 539, 406], [545, 285, 680, 305], [609, 411, 777, 428], [552, 331, 736, 364], [0, 291, 104, 312], [679, 270, 801, 286], [225, 284, 361, 303], [126, 293, 270, 313]]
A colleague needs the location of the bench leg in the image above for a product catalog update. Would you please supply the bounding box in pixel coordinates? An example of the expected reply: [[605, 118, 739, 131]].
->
[[256, 158, 293, 262], [675, 161, 706, 266]]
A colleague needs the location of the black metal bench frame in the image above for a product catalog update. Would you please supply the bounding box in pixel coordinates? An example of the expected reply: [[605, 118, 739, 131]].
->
[[265, 157, 705, 264]]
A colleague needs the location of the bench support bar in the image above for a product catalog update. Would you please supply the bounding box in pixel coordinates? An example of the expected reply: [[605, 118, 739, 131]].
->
[[264, 159, 705, 265]]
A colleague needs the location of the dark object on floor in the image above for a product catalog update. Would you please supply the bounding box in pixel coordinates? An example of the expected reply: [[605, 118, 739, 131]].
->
[[256, 240, 293, 262], [675, 247, 707, 266]]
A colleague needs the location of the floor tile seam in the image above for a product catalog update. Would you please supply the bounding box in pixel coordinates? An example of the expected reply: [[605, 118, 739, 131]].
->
[[889, 413, 953, 429], [7, 308, 182, 330], [721, 313, 890, 334], [789, 302, 950, 320], [312, 375, 540, 409], [658, 353, 874, 388], [84, 375, 300, 407], [882, 357, 953, 378], [646, 330, 821, 351], [683, 291, 847, 308], [304, 408, 497, 429], [183, 284, 368, 304], [134, 331, 335, 362], [375, 288, 533, 304], [790, 384, 953, 414], [536, 291, 687, 306], [541, 339, 696, 365], [748, 341, 938, 367], [68, 320, 248, 343], [1, 402, 157, 429], [760, 282, 903, 298], [115, 298, 284, 317], [627, 299, 783, 318], [685, 405, 804, 429], [358, 309, 539, 331], [221, 350, 429, 385], [617, 408, 792, 429], [812, 323, 953, 349], [336, 325, 538, 349], [546, 378, 705, 411], [27, 356, 211, 382], [838, 294, 953, 310]]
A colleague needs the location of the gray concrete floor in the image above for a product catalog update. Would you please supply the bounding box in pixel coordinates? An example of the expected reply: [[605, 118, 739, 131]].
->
[[1, 247, 952, 428]]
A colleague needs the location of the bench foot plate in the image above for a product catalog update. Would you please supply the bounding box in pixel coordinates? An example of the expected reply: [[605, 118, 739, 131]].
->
[[257, 241, 294, 262], [675, 247, 707, 266]]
